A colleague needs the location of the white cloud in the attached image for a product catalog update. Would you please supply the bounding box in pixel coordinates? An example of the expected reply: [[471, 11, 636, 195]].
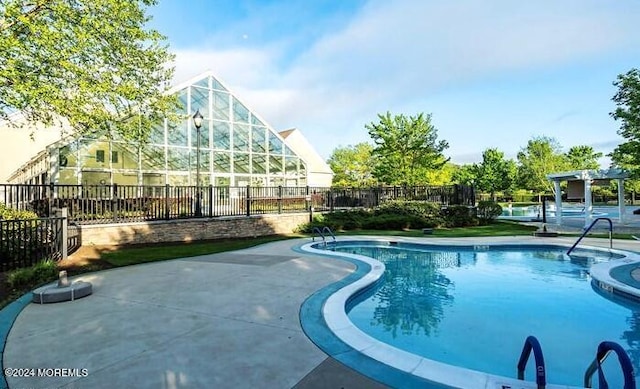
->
[[169, 0, 640, 159]]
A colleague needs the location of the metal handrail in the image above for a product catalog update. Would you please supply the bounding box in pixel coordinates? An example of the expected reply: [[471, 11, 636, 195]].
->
[[517, 335, 546, 389], [584, 341, 636, 389], [567, 217, 613, 256], [322, 226, 336, 243], [311, 227, 325, 243]]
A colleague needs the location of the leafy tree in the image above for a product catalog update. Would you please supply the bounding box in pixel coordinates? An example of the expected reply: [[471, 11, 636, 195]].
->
[[0, 0, 175, 140], [474, 148, 516, 200], [610, 68, 640, 176], [451, 164, 477, 186], [516, 136, 568, 194], [424, 162, 456, 186], [566, 145, 602, 170], [366, 112, 449, 186], [327, 143, 376, 187]]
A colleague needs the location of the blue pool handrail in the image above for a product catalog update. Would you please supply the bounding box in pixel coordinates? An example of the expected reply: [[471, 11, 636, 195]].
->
[[584, 341, 636, 389], [567, 217, 613, 256], [517, 335, 546, 389]]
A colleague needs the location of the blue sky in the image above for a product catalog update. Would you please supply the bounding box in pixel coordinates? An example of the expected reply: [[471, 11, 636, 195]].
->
[[149, 0, 640, 166]]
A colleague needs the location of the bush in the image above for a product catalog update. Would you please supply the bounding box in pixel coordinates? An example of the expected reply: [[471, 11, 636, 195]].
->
[[8, 259, 58, 291], [361, 214, 427, 230], [441, 205, 478, 227], [0, 203, 38, 220], [477, 201, 503, 224]]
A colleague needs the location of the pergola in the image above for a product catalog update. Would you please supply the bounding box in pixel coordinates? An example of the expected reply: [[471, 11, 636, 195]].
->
[[546, 168, 629, 228]]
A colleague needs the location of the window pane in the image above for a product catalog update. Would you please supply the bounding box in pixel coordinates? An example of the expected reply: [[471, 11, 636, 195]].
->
[[213, 152, 231, 173], [191, 119, 210, 149], [251, 115, 264, 126], [190, 86, 209, 118], [269, 155, 282, 173], [167, 119, 188, 146], [212, 91, 229, 120], [143, 173, 164, 186], [194, 76, 209, 88], [168, 174, 189, 186], [251, 126, 266, 153], [268, 132, 283, 154], [59, 142, 78, 168], [149, 121, 165, 145], [232, 97, 249, 123], [176, 89, 188, 115], [233, 124, 250, 152], [234, 153, 250, 174], [285, 156, 298, 174], [252, 154, 266, 174], [113, 172, 139, 185], [81, 171, 111, 186], [299, 160, 307, 176], [58, 168, 77, 184], [285, 145, 296, 156], [213, 121, 230, 150], [80, 140, 110, 168], [212, 77, 227, 91], [111, 143, 139, 170], [189, 148, 210, 172], [167, 147, 189, 170], [140, 145, 166, 170]]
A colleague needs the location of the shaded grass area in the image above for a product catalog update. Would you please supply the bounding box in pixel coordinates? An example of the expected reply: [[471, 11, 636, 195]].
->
[[334, 220, 538, 238], [101, 235, 302, 267]]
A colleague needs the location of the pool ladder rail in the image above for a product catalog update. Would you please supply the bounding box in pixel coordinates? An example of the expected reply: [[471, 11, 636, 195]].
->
[[516, 335, 635, 389], [567, 217, 613, 256], [311, 226, 336, 247]]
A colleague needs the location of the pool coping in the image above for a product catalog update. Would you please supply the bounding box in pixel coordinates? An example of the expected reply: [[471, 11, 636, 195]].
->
[[299, 237, 636, 389]]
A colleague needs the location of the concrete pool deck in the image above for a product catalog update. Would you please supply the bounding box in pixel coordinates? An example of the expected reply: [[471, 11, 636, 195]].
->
[[3, 235, 640, 388]]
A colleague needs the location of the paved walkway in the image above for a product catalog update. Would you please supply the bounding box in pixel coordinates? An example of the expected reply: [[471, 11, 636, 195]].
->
[[3, 236, 640, 389]]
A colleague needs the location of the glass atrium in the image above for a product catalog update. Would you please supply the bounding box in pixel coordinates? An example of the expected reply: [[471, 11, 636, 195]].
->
[[52, 74, 308, 187]]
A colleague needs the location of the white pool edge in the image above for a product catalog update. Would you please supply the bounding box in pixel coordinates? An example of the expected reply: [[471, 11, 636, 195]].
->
[[300, 237, 633, 389]]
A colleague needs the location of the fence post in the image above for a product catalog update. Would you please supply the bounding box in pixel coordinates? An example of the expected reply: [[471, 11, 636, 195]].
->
[[164, 184, 170, 220], [58, 207, 68, 261], [277, 186, 283, 214], [48, 182, 54, 217], [329, 188, 334, 212], [246, 185, 251, 217], [208, 185, 213, 217]]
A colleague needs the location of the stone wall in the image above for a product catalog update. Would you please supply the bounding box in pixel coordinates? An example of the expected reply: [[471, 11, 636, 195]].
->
[[77, 213, 311, 246]]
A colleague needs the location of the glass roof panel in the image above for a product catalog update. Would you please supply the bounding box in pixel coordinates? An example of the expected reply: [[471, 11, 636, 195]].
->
[[212, 121, 230, 150], [268, 132, 283, 155], [190, 87, 210, 118], [233, 97, 249, 123], [212, 77, 227, 91], [193, 76, 209, 88], [234, 153, 250, 174], [212, 90, 230, 120], [233, 124, 250, 152], [251, 126, 266, 153]]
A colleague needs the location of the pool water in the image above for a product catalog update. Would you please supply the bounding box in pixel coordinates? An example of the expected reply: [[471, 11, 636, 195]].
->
[[336, 243, 639, 388]]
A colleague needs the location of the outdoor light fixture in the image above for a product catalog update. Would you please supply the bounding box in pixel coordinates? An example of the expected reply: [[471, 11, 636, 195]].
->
[[193, 109, 204, 217]]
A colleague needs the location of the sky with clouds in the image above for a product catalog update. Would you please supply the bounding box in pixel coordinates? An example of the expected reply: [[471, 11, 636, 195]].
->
[[149, 0, 640, 166]]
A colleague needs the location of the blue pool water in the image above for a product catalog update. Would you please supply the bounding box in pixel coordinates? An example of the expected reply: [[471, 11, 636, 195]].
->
[[501, 205, 615, 218], [334, 242, 639, 388]]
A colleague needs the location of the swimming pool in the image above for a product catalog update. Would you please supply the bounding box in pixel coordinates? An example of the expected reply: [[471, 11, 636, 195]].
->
[[300, 239, 640, 388], [501, 205, 612, 218]]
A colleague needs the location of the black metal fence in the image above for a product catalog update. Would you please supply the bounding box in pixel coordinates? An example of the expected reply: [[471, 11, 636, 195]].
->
[[0, 183, 475, 225], [0, 217, 65, 272]]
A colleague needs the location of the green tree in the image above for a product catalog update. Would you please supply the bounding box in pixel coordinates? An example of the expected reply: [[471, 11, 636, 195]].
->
[[475, 148, 516, 200], [517, 136, 568, 194], [566, 145, 602, 170], [327, 143, 376, 187], [0, 0, 175, 140], [451, 164, 477, 186], [610, 68, 640, 177], [366, 112, 449, 186]]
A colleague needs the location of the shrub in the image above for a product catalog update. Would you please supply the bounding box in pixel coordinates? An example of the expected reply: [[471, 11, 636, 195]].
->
[[8, 259, 58, 291], [0, 203, 38, 220], [441, 205, 478, 227], [376, 200, 444, 227], [476, 201, 503, 224], [361, 214, 426, 230]]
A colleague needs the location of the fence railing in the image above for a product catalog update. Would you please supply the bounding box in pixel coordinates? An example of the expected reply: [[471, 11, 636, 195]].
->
[[0, 217, 65, 272], [1, 183, 475, 224]]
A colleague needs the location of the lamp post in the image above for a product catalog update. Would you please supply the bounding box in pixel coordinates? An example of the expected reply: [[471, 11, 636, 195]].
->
[[193, 109, 204, 216]]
